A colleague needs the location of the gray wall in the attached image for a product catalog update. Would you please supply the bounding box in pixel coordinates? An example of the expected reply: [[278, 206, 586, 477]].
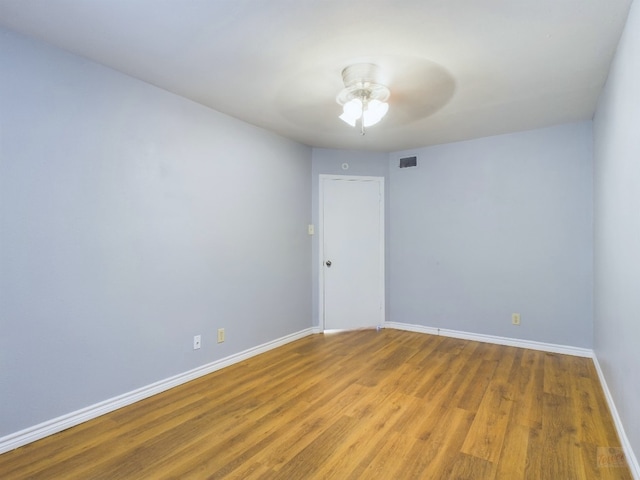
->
[[310, 149, 389, 327], [389, 123, 594, 347], [593, 0, 640, 463], [0, 28, 312, 436]]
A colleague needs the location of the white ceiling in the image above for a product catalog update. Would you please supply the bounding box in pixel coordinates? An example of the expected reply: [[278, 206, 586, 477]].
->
[[0, 0, 632, 152]]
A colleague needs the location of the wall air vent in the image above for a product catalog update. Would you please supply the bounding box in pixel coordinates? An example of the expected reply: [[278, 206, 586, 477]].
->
[[399, 156, 418, 168]]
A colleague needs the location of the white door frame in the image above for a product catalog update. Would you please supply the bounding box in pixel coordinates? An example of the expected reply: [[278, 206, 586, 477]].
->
[[318, 174, 385, 331]]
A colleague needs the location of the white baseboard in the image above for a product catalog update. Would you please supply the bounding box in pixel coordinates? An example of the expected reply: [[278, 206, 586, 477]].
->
[[0, 327, 318, 455], [384, 321, 594, 357], [383, 321, 440, 336], [592, 356, 640, 479]]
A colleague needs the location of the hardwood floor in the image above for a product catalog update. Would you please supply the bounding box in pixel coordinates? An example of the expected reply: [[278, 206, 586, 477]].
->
[[0, 329, 633, 479]]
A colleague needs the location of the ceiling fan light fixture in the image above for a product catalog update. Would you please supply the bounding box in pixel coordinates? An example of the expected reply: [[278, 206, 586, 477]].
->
[[339, 98, 363, 126], [336, 63, 390, 135], [363, 99, 388, 127]]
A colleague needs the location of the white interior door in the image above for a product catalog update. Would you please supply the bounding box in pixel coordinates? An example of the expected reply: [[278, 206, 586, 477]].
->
[[320, 175, 384, 330]]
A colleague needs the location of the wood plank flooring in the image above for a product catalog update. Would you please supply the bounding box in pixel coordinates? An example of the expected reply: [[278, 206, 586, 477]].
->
[[0, 329, 633, 479]]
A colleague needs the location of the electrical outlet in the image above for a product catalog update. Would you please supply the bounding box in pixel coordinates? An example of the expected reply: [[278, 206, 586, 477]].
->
[[512, 313, 521, 325], [193, 335, 202, 349], [217, 328, 225, 343]]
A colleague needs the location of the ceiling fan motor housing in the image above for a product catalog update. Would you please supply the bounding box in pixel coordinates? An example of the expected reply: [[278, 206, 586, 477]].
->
[[337, 63, 390, 105]]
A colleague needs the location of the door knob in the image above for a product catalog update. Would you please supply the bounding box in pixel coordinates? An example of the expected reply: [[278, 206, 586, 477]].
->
[[325, 260, 332, 267]]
